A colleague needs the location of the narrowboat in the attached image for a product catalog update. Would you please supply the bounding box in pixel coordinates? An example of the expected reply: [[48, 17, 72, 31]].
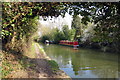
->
[[59, 40, 79, 49]]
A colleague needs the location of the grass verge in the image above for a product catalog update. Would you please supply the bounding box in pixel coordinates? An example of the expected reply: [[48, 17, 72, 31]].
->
[[47, 60, 60, 72]]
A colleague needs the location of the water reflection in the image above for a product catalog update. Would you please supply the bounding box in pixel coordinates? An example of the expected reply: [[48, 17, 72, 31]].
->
[[41, 44, 119, 78]]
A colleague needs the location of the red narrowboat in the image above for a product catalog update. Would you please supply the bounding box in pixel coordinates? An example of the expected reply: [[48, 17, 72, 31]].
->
[[59, 40, 79, 48]]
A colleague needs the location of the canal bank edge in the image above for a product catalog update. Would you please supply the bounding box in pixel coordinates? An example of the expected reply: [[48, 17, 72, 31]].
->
[[34, 42, 71, 78], [2, 42, 71, 79]]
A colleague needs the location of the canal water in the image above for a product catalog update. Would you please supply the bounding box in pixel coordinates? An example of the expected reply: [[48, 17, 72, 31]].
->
[[40, 43, 119, 78]]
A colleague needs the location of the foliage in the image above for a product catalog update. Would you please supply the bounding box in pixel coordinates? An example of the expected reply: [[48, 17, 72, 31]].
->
[[92, 17, 120, 43], [51, 28, 65, 43], [81, 22, 95, 42], [2, 2, 120, 41], [62, 25, 70, 40], [69, 2, 120, 43], [40, 26, 75, 43], [62, 25, 75, 40], [2, 2, 65, 44], [71, 15, 86, 40], [72, 15, 82, 30], [40, 35, 50, 43], [69, 2, 120, 52], [2, 2, 120, 53], [47, 60, 59, 72]]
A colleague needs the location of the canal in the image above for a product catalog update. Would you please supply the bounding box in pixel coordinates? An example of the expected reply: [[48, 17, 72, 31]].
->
[[40, 43, 119, 78]]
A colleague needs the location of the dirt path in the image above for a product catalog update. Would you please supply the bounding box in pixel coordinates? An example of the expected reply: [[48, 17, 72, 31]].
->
[[4, 43, 71, 79], [28, 43, 70, 78]]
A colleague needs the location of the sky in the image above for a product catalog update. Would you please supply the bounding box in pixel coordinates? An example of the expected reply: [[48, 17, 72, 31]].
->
[[39, 13, 73, 30], [38, 13, 83, 36]]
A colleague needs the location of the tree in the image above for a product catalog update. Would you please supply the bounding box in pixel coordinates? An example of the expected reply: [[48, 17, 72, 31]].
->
[[40, 35, 50, 43], [2, 2, 120, 53], [2, 2, 63, 44], [52, 28, 65, 43], [62, 25, 70, 40], [71, 15, 85, 40], [3, 2, 120, 43]]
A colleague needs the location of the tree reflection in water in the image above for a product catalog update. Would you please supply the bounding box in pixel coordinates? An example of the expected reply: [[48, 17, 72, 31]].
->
[[41, 44, 118, 78]]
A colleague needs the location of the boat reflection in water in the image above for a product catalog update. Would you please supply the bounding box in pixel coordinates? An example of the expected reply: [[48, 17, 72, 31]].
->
[[41, 43, 119, 78]]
